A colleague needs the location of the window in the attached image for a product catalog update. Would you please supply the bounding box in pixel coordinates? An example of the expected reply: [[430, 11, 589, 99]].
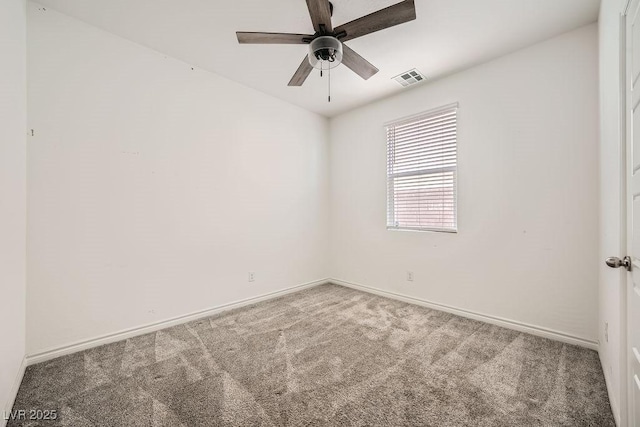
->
[[386, 104, 458, 232]]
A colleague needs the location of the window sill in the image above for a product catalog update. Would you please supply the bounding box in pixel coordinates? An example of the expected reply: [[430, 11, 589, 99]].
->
[[387, 226, 458, 234]]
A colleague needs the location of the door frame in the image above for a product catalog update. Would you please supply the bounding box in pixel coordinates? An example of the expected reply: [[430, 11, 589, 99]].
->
[[623, 1, 633, 425]]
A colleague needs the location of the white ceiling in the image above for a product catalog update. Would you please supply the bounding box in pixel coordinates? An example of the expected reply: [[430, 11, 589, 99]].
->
[[32, 0, 600, 117]]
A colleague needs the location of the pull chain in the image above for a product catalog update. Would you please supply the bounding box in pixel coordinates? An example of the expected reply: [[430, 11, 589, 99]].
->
[[328, 64, 331, 103]]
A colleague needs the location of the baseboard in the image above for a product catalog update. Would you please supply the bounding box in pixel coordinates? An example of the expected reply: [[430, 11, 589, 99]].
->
[[26, 278, 329, 366], [599, 351, 621, 427], [330, 278, 599, 350], [2, 356, 27, 427], [25, 276, 598, 367]]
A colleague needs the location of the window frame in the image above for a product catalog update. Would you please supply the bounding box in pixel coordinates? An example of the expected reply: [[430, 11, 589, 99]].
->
[[385, 103, 459, 234]]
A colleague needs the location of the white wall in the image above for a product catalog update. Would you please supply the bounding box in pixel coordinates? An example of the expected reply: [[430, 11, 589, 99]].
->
[[26, 3, 329, 355], [0, 0, 27, 419], [329, 24, 599, 343], [599, 0, 627, 424]]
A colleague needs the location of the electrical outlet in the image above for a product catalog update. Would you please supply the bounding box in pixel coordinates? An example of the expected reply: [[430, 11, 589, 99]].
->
[[406, 271, 414, 282], [604, 322, 609, 343], [248, 272, 255, 282]]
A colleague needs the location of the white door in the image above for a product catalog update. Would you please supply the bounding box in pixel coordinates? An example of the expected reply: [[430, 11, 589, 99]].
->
[[626, 0, 640, 424]]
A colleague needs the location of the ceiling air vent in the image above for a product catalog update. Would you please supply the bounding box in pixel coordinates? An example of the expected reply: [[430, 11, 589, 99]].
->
[[393, 69, 425, 87]]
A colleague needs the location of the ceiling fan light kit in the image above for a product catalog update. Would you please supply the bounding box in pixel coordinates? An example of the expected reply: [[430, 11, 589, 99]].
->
[[236, 0, 417, 101], [309, 36, 343, 70]]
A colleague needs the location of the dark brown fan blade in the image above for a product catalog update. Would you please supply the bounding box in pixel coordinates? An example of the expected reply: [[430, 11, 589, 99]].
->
[[288, 56, 314, 86], [341, 44, 379, 80], [236, 32, 312, 44], [334, 0, 416, 42], [306, 0, 333, 33]]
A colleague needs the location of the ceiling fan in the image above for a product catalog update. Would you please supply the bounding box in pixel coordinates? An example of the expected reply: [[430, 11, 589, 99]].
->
[[236, 0, 417, 88]]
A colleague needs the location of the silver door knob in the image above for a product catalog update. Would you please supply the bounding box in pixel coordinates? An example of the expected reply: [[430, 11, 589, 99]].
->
[[605, 256, 632, 271]]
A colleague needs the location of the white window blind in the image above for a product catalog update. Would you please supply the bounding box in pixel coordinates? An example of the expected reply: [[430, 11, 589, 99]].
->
[[386, 104, 458, 232]]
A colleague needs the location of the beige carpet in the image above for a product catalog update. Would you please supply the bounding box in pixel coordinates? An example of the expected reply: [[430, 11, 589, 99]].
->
[[10, 284, 614, 426]]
